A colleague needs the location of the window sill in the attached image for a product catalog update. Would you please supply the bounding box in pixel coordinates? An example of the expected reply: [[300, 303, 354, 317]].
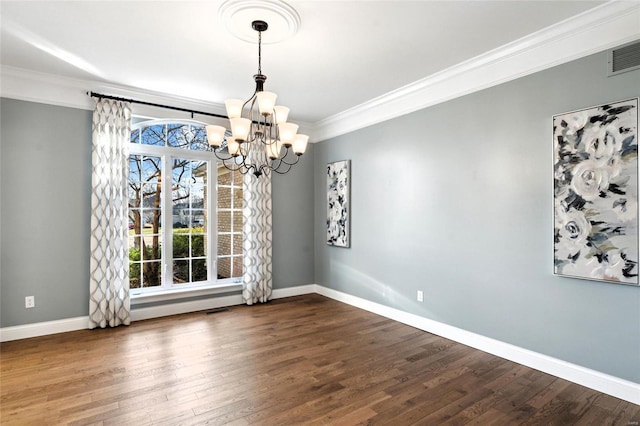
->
[[130, 282, 243, 306]]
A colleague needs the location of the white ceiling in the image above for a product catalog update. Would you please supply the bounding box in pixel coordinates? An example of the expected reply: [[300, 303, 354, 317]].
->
[[0, 1, 615, 125]]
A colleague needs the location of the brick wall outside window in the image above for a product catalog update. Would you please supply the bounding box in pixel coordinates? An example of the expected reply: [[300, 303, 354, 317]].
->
[[217, 168, 243, 279]]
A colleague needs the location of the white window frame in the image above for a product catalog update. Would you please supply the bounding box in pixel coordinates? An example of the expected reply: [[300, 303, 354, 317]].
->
[[128, 119, 243, 303]]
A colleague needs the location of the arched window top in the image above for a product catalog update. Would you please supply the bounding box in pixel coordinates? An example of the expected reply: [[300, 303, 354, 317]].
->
[[131, 119, 211, 151]]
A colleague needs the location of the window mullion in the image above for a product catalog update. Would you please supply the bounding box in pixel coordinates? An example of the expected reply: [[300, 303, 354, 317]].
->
[[163, 153, 173, 288], [209, 161, 217, 283]]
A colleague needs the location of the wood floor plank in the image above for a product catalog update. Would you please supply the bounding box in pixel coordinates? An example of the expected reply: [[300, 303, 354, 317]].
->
[[1, 294, 636, 425]]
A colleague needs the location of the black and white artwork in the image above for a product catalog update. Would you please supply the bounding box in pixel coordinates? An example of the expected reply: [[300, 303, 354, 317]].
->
[[327, 160, 350, 247], [553, 98, 638, 285]]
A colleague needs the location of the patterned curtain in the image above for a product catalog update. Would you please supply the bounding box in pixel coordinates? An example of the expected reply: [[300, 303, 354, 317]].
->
[[242, 171, 273, 305], [89, 99, 132, 329]]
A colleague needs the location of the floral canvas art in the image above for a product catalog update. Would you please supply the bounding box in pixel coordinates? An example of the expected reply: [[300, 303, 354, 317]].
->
[[553, 98, 639, 285], [327, 160, 350, 247]]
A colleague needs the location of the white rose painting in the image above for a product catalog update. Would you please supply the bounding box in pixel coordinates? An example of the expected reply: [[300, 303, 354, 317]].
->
[[327, 160, 350, 247], [553, 98, 638, 285]]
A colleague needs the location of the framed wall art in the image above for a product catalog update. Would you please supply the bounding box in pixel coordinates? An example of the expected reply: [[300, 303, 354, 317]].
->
[[553, 98, 639, 285], [327, 160, 350, 247]]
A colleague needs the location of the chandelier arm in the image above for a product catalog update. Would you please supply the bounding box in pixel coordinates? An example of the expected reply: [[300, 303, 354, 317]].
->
[[249, 163, 270, 178], [254, 145, 270, 176], [246, 164, 259, 176], [208, 145, 252, 175], [258, 163, 271, 176], [211, 146, 244, 165], [268, 157, 281, 170], [227, 155, 249, 172], [268, 154, 296, 174], [265, 113, 275, 139], [276, 149, 301, 167], [243, 92, 257, 113], [233, 158, 255, 175], [211, 148, 232, 162], [259, 120, 269, 144], [217, 157, 245, 174], [271, 161, 294, 175], [220, 160, 240, 173]]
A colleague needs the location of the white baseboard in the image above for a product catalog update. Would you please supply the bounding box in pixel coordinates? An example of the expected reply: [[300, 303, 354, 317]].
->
[[1, 283, 638, 405], [0, 285, 314, 342], [314, 284, 640, 405], [272, 284, 317, 299], [0, 316, 89, 342]]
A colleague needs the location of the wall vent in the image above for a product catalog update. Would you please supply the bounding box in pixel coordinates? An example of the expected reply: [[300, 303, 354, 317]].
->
[[608, 40, 640, 76]]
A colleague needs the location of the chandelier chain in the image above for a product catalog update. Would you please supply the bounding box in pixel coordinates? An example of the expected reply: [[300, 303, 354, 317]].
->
[[258, 30, 262, 75]]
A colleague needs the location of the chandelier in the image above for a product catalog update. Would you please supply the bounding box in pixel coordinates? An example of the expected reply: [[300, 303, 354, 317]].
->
[[205, 20, 308, 178]]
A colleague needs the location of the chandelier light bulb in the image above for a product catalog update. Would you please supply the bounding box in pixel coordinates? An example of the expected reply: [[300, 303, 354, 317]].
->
[[278, 122, 299, 147], [230, 117, 251, 141], [225, 99, 244, 118], [227, 138, 241, 156], [273, 106, 289, 124], [265, 138, 283, 160], [257, 91, 277, 115], [292, 134, 309, 155], [205, 125, 226, 147]]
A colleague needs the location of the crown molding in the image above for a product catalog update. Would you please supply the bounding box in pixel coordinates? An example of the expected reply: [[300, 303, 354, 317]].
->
[[0, 65, 315, 135], [1, 66, 93, 110], [2, 1, 638, 143], [313, 1, 640, 142], [0, 65, 231, 124]]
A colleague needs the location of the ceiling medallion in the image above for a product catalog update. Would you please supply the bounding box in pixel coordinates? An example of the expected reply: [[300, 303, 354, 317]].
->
[[218, 0, 300, 44]]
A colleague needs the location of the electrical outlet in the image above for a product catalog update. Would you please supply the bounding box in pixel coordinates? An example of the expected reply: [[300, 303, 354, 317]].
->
[[25, 296, 35, 309], [417, 290, 424, 302]]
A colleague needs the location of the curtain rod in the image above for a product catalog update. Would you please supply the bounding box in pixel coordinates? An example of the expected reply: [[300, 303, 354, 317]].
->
[[87, 91, 228, 119]]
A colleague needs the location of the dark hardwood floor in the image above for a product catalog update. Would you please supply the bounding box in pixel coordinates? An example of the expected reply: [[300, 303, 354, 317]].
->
[[1, 294, 638, 425]]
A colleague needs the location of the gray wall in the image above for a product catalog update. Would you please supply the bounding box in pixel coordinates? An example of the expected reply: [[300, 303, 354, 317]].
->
[[0, 98, 315, 327], [272, 148, 315, 289], [313, 49, 640, 382], [1, 99, 92, 326]]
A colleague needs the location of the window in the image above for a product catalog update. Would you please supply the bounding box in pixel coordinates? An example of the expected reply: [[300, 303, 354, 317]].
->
[[128, 120, 243, 294]]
